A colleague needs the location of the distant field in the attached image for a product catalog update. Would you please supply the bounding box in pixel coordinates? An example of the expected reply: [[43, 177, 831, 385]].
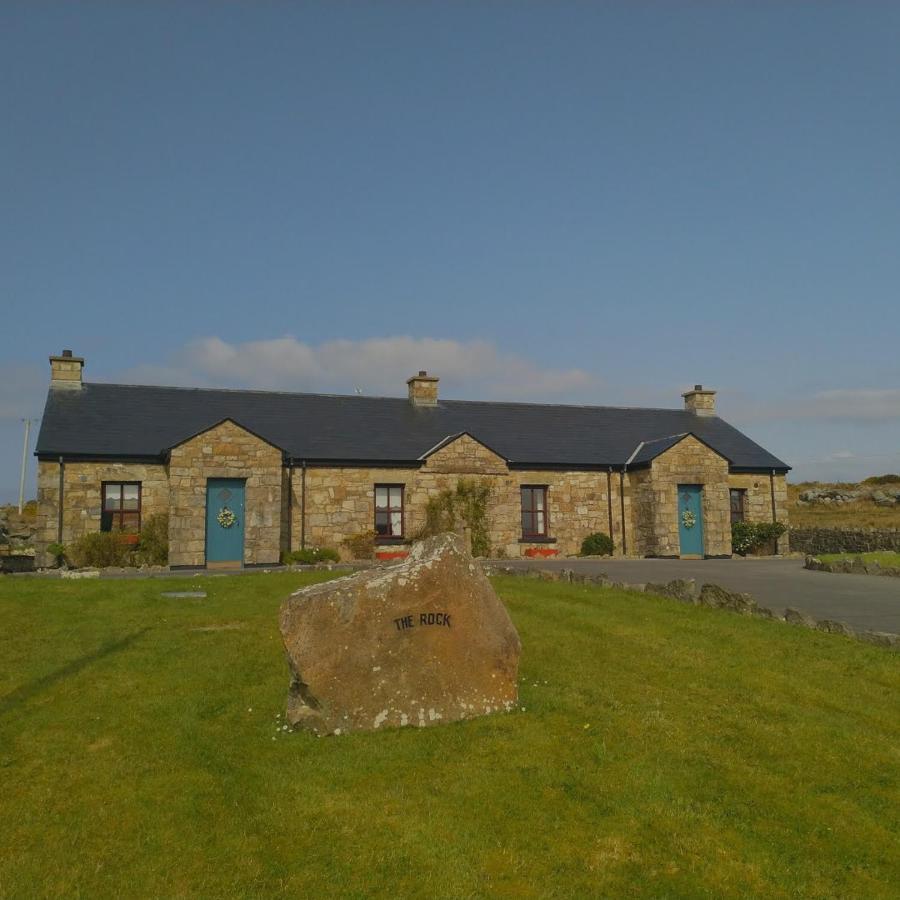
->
[[788, 481, 900, 529], [2, 572, 899, 897]]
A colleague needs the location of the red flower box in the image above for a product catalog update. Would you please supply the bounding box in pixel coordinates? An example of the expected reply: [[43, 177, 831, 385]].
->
[[524, 547, 558, 558], [375, 550, 409, 561]]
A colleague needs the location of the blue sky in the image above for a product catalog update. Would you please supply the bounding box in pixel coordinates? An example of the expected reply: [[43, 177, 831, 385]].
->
[[2, 2, 899, 502]]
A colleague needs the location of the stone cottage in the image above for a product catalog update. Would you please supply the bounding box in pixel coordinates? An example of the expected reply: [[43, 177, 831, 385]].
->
[[34, 350, 790, 567]]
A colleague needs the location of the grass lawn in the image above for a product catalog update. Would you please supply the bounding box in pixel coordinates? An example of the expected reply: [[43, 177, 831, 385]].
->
[[818, 551, 900, 568], [2, 572, 899, 898]]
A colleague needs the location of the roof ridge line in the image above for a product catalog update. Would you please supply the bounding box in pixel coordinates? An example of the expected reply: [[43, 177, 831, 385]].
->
[[84, 381, 408, 402], [83, 382, 692, 414]]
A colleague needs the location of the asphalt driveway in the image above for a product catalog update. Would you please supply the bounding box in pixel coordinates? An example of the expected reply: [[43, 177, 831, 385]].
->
[[496, 557, 900, 634]]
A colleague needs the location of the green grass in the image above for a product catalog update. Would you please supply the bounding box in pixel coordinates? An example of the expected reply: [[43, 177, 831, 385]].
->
[[1, 573, 899, 898], [818, 551, 900, 567]]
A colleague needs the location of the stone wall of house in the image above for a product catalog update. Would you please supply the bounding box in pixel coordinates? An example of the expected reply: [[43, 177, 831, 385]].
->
[[422, 433, 509, 475], [629, 436, 731, 557], [293, 436, 624, 558], [34, 459, 169, 566], [628, 468, 656, 556], [297, 465, 620, 558], [727, 472, 790, 553], [168, 420, 283, 567], [35, 429, 777, 565]]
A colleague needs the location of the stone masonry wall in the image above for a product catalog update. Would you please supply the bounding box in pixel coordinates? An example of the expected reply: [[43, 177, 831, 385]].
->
[[422, 434, 509, 474], [295, 435, 624, 558], [168, 420, 283, 567], [628, 468, 656, 556], [34, 459, 169, 566], [728, 472, 790, 553], [630, 436, 731, 557], [36, 431, 768, 565], [789, 528, 900, 556]]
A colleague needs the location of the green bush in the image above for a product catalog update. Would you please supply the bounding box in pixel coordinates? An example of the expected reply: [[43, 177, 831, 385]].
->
[[341, 531, 377, 560], [46, 542, 67, 567], [281, 547, 341, 565], [69, 531, 134, 568], [580, 532, 614, 556], [731, 521, 787, 556], [862, 474, 900, 485], [135, 514, 168, 566]]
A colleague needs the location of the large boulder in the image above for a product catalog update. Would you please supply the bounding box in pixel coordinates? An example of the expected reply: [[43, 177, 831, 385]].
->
[[646, 578, 697, 603], [698, 583, 756, 615], [784, 607, 817, 629], [279, 533, 522, 735]]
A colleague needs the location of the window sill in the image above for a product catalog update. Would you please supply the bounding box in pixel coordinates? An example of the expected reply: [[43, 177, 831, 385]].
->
[[375, 537, 409, 546], [519, 537, 556, 544]]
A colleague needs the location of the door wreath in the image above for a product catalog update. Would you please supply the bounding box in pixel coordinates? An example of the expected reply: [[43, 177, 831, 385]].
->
[[681, 509, 696, 529], [217, 507, 237, 529]]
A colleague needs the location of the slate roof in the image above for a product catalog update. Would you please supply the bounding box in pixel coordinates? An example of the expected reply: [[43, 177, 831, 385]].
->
[[627, 434, 692, 466], [35, 382, 790, 472]]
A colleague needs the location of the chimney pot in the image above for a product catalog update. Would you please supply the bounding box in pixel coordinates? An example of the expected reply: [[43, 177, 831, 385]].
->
[[62, 349, 73, 358]]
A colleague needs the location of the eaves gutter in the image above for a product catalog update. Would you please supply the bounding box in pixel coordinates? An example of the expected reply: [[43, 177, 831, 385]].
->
[[35, 451, 165, 464], [292, 458, 633, 471]]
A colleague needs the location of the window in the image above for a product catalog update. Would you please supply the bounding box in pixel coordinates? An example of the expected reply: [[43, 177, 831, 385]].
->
[[375, 484, 404, 538], [521, 486, 549, 538], [729, 488, 746, 525], [101, 482, 141, 532]]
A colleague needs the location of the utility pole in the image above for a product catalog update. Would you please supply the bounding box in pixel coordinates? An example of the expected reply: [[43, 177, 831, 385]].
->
[[18, 418, 33, 515]]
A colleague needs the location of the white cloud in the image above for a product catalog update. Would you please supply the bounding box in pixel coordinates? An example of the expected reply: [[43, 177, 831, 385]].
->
[[118, 335, 599, 400]]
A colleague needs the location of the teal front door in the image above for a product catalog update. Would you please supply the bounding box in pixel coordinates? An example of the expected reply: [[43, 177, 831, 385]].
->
[[206, 479, 245, 567], [677, 484, 704, 557]]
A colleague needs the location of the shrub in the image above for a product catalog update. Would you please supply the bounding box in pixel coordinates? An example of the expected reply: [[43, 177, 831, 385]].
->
[[580, 532, 614, 556], [419, 478, 492, 557], [341, 531, 377, 560], [46, 542, 67, 567], [69, 531, 134, 568], [135, 514, 168, 566], [282, 546, 341, 565], [863, 474, 900, 485], [731, 521, 787, 556]]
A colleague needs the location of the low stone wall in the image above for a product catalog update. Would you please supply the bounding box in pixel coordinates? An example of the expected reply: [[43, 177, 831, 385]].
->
[[484, 565, 900, 651], [804, 555, 900, 578], [788, 527, 900, 556]]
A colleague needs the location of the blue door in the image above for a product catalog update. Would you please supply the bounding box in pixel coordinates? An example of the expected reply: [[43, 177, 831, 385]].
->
[[677, 484, 704, 557], [206, 479, 245, 566]]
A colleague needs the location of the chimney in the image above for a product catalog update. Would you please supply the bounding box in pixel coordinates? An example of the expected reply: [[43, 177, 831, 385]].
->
[[407, 370, 439, 407], [49, 349, 84, 389], [682, 384, 716, 416]]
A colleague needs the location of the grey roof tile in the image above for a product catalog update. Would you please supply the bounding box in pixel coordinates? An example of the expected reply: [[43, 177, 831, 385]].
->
[[35, 382, 790, 471]]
